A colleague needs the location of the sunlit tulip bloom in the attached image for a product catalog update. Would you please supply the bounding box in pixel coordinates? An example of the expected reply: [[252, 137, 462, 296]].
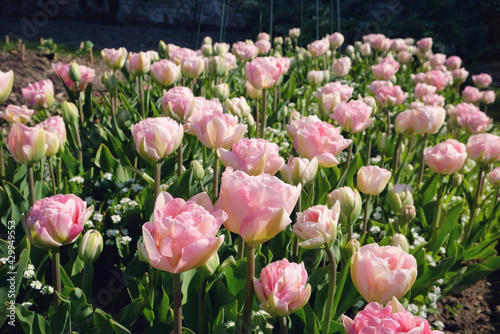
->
[[170, 47, 197, 65], [101, 47, 127, 70], [367, 80, 393, 95], [181, 56, 204, 79], [307, 38, 329, 57], [293, 203, 339, 249], [0, 105, 34, 124], [331, 100, 374, 133], [332, 57, 352, 77], [21, 79, 54, 110], [455, 102, 491, 134], [245, 57, 283, 90], [307, 70, 327, 85], [416, 37, 433, 52], [289, 28, 300, 39], [390, 38, 406, 52], [488, 167, 500, 187], [125, 52, 151, 76], [329, 32, 344, 49], [429, 53, 446, 69], [0, 69, 14, 104], [53, 62, 95, 92], [445, 55, 462, 70], [151, 59, 181, 86], [286, 113, 322, 139], [225, 96, 252, 118], [424, 139, 467, 175], [280, 156, 318, 186], [363, 34, 390, 51], [394, 105, 445, 136], [466, 133, 500, 165], [371, 57, 400, 80], [232, 41, 259, 61], [462, 86, 483, 103], [397, 50, 412, 64], [375, 85, 408, 107], [255, 39, 271, 55], [357, 165, 391, 196], [40, 116, 67, 157], [414, 83, 437, 101], [452, 67, 469, 85], [482, 90, 496, 104], [472, 73, 493, 88], [161, 86, 195, 122], [8, 122, 46, 165], [360, 43, 372, 56]]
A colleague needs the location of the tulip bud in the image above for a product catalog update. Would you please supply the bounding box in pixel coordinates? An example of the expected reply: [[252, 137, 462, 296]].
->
[[191, 160, 205, 181], [78, 230, 103, 264], [198, 252, 219, 278], [451, 173, 463, 188], [137, 237, 149, 263], [344, 239, 360, 259], [0, 70, 14, 104], [377, 133, 388, 155], [274, 36, 283, 45], [62, 101, 79, 126], [201, 44, 213, 57], [68, 62, 82, 83], [327, 187, 362, 226], [0, 185, 6, 204], [208, 56, 227, 77], [202, 36, 213, 45], [118, 109, 131, 128], [400, 204, 416, 225], [391, 233, 409, 253], [214, 83, 230, 102], [387, 183, 413, 214], [102, 71, 118, 92], [158, 40, 168, 58]]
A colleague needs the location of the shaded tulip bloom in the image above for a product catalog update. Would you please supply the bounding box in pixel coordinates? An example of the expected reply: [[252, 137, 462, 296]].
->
[[488, 167, 500, 187], [482, 90, 496, 104], [255, 39, 271, 55], [292, 203, 340, 249], [357, 166, 391, 195], [289, 28, 300, 39], [170, 47, 197, 65], [21, 79, 54, 110], [218, 138, 284, 176], [0, 105, 34, 124], [307, 38, 329, 57], [332, 57, 352, 77], [472, 73, 492, 88], [52, 62, 95, 92], [375, 85, 408, 107], [216, 168, 301, 246], [351, 243, 417, 304], [0, 69, 14, 104], [151, 59, 181, 86], [8, 122, 46, 165], [331, 100, 374, 133], [101, 47, 127, 70], [253, 259, 311, 317], [371, 57, 400, 80], [24, 194, 93, 249], [232, 42, 259, 61], [455, 102, 491, 134], [445, 55, 462, 70], [40, 116, 67, 157], [462, 86, 483, 103], [142, 192, 227, 274], [131, 117, 183, 164], [280, 156, 318, 186], [329, 32, 345, 49], [161, 86, 195, 122], [466, 133, 500, 165], [257, 32, 270, 41], [293, 121, 352, 168], [126, 52, 151, 76], [245, 57, 283, 90], [181, 56, 204, 78], [424, 139, 467, 175]]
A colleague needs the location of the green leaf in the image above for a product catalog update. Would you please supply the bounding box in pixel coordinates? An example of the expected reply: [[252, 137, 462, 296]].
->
[[420, 173, 439, 206], [50, 296, 70, 334], [94, 308, 115, 333], [157, 286, 170, 322], [430, 202, 463, 254], [15, 304, 50, 334], [95, 144, 119, 171]]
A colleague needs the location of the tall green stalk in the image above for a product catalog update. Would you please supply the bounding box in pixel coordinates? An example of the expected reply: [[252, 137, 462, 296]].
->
[[173, 273, 182, 334], [260, 89, 268, 138], [48, 158, 57, 195], [322, 245, 337, 334], [241, 245, 255, 334], [73, 124, 83, 166], [213, 152, 219, 200], [28, 165, 36, 207], [279, 316, 288, 334], [155, 162, 162, 200], [51, 248, 61, 309], [361, 195, 371, 240], [139, 76, 146, 119], [81, 262, 93, 299], [177, 142, 183, 177], [417, 134, 428, 186], [464, 166, 487, 245]]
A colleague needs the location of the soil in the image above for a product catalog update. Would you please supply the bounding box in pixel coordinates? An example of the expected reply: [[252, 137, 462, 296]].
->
[[1, 47, 500, 333]]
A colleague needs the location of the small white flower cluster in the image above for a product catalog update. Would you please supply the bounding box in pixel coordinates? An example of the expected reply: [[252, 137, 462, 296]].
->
[[354, 300, 365, 308], [0, 257, 8, 265], [103, 172, 113, 181], [265, 126, 292, 154], [23, 264, 35, 279], [427, 286, 441, 309], [40, 285, 54, 295], [370, 155, 382, 164], [369, 225, 381, 234], [21, 302, 33, 308], [425, 254, 437, 267], [120, 236, 132, 245], [69, 176, 85, 184], [463, 158, 476, 173], [409, 226, 426, 249], [433, 321, 445, 331], [372, 206, 383, 220]]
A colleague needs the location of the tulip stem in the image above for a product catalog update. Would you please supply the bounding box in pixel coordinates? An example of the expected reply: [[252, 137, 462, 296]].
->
[[56, 158, 62, 189], [241, 245, 255, 334], [154, 162, 162, 200], [417, 134, 428, 186], [361, 194, 371, 241], [49, 158, 57, 195], [139, 76, 146, 119], [322, 245, 337, 334], [51, 247, 61, 309], [173, 273, 182, 334], [279, 316, 288, 334], [82, 262, 93, 299], [177, 142, 183, 177], [429, 180, 445, 252], [338, 139, 353, 188], [365, 136, 372, 166], [291, 194, 302, 262], [28, 165, 36, 207], [77, 86, 84, 128], [198, 279, 207, 334], [213, 151, 219, 200], [149, 267, 156, 320], [0, 132, 5, 180], [73, 124, 83, 166], [254, 99, 260, 138], [237, 236, 245, 261], [260, 89, 267, 138], [385, 107, 391, 137], [464, 166, 487, 246], [392, 134, 403, 173]]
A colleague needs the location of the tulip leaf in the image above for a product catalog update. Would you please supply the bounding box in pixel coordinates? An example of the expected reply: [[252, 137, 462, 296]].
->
[[420, 173, 439, 206], [463, 236, 500, 261], [61, 146, 81, 176], [1, 181, 29, 225], [109, 318, 132, 334], [15, 304, 50, 334], [157, 287, 170, 322], [83, 83, 94, 120], [50, 296, 70, 334], [94, 308, 115, 333], [95, 144, 118, 171], [430, 202, 463, 254]]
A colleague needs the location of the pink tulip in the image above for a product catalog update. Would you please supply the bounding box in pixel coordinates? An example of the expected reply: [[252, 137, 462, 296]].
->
[[232, 41, 259, 61], [452, 67, 469, 84], [363, 34, 391, 51], [0, 105, 34, 124], [482, 90, 496, 104], [423, 93, 445, 107], [289, 28, 300, 39], [397, 51, 412, 64], [142, 192, 227, 274], [472, 73, 492, 88], [280, 156, 319, 186], [21, 79, 54, 110], [185, 97, 224, 125], [462, 86, 483, 103], [8, 122, 46, 165], [131, 117, 183, 164], [314, 81, 354, 102], [368, 80, 393, 95], [342, 298, 443, 334], [414, 83, 437, 101], [217, 138, 284, 176], [327, 187, 362, 226], [394, 105, 445, 136], [125, 52, 151, 76], [286, 113, 322, 139], [429, 53, 446, 69], [40, 116, 67, 157], [351, 243, 417, 304], [216, 168, 301, 246], [488, 167, 500, 187], [307, 38, 329, 57], [276, 57, 291, 75], [245, 57, 283, 90], [52, 62, 95, 92], [416, 37, 433, 52], [253, 259, 311, 316], [257, 32, 270, 41], [307, 70, 327, 85], [357, 165, 391, 195], [455, 102, 491, 134], [0, 69, 14, 104], [375, 85, 408, 107], [331, 100, 374, 133], [445, 55, 462, 70], [213, 42, 230, 56], [255, 39, 271, 55], [425, 70, 449, 91], [151, 59, 181, 86], [329, 32, 344, 49], [181, 56, 204, 79], [390, 38, 406, 52], [225, 96, 252, 118], [466, 133, 500, 165], [424, 139, 467, 175], [101, 47, 127, 70], [170, 47, 197, 65], [371, 57, 400, 80], [293, 121, 352, 167], [332, 57, 352, 77], [24, 194, 92, 249], [161, 87, 195, 122], [292, 203, 340, 249]]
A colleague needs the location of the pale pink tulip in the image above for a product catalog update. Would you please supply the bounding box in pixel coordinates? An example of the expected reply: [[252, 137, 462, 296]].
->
[[462, 86, 483, 103], [429, 53, 446, 69], [257, 32, 270, 41], [314, 81, 354, 102], [390, 38, 406, 52], [292, 203, 340, 249], [101, 47, 127, 70], [488, 167, 500, 187], [24, 194, 92, 249], [131, 117, 184, 164], [455, 102, 491, 134], [416, 37, 433, 52], [445, 56, 462, 70], [142, 192, 226, 274], [170, 47, 197, 65], [8, 122, 46, 165], [181, 56, 204, 79], [331, 100, 374, 133], [213, 42, 230, 56], [368, 80, 393, 95], [466, 133, 500, 165], [253, 259, 311, 317], [294, 121, 352, 167], [216, 168, 301, 246], [472, 73, 492, 88], [363, 34, 390, 51], [0, 105, 34, 124], [217, 138, 284, 176], [482, 90, 496, 104], [327, 187, 362, 226], [329, 32, 344, 49], [289, 28, 300, 39], [0, 70, 14, 104], [276, 57, 291, 75], [125, 52, 151, 76], [332, 57, 352, 77], [245, 57, 283, 90], [286, 113, 322, 139], [232, 41, 259, 61], [225, 97, 252, 118], [397, 50, 412, 64], [21, 79, 54, 110], [307, 38, 329, 57], [255, 39, 271, 55], [40, 116, 67, 157], [357, 166, 391, 195], [360, 43, 372, 56], [161, 87, 195, 122], [307, 70, 327, 85], [424, 139, 467, 175], [351, 243, 417, 304], [151, 59, 181, 86], [52, 62, 95, 92], [424, 70, 449, 91], [185, 97, 223, 125], [371, 57, 400, 80], [414, 83, 437, 101], [452, 67, 469, 84], [280, 156, 318, 186], [394, 105, 445, 136], [375, 85, 408, 107], [422, 93, 445, 107]]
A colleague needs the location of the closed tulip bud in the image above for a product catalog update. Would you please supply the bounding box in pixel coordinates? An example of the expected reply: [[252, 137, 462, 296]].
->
[[137, 237, 149, 263], [214, 83, 230, 102], [158, 40, 168, 58], [62, 101, 79, 125], [198, 252, 219, 278], [343, 239, 360, 259], [400, 204, 416, 225], [387, 183, 413, 214], [201, 44, 213, 57], [377, 133, 388, 155], [208, 56, 227, 77], [345, 45, 355, 58], [79, 230, 103, 264], [280, 156, 318, 186], [452, 173, 463, 188], [0, 70, 14, 104], [357, 166, 391, 195], [68, 62, 81, 83], [0, 186, 5, 204], [102, 71, 118, 92], [8, 123, 46, 165], [202, 36, 213, 45], [327, 187, 362, 226], [213, 42, 230, 55], [181, 56, 204, 79], [391, 233, 409, 253], [191, 160, 205, 181], [274, 36, 283, 45], [246, 80, 262, 100]]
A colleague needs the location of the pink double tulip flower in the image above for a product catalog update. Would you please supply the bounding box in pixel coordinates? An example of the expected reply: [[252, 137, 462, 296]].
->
[[331, 100, 374, 133], [412, 70, 448, 91], [488, 167, 500, 187], [397, 50, 412, 64], [257, 32, 270, 41], [472, 73, 492, 88], [280, 156, 318, 186], [314, 81, 354, 102], [181, 56, 204, 79], [170, 47, 197, 65], [216, 168, 301, 246], [131, 117, 184, 164], [375, 85, 408, 107], [424, 139, 467, 175], [357, 166, 391, 196], [307, 70, 328, 85], [151, 59, 181, 86], [293, 121, 352, 168], [416, 37, 433, 52], [53, 62, 95, 92], [371, 57, 400, 80], [363, 34, 391, 51], [292, 203, 340, 249], [0, 69, 14, 103], [445, 55, 462, 70], [21, 79, 55, 110], [253, 259, 311, 317], [24, 194, 93, 249], [454, 102, 491, 134], [0, 105, 34, 124], [368, 80, 392, 95], [307, 38, 329, 57], [142, 192, 227, 274], [351, 243, 417, 304], [232, 41, 259, 61], [414, 83, 437, 101], [328, 32, 345, 49], [255, 39, 271, 55], [161, 86, 195, 122], [126, 52, 151, 76], [289, 28, 300, 39], [332, 57, 352, 77], [285, 113, 322, 139], [101, 47, 127, 70], [482, 90, 496, 104], [217, 138, 284, 176], [452, 67, 469, 84], [245, 57, 283, 90], [390, 38, 406, 52], [466, 133, 500, 165], [462, 86, 483, 103], [8, 122, 46, 165], [395, 105, 445, 136], [422, 93, 445, 107], [40, 116, 67, 157], [429, 53, 446, 69]]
